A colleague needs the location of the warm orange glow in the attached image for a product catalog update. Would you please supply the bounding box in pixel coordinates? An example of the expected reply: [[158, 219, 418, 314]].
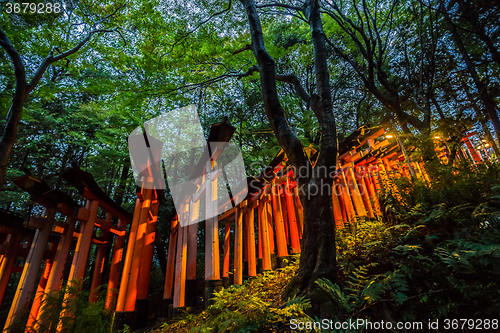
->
[[385, 134, 394, 139]]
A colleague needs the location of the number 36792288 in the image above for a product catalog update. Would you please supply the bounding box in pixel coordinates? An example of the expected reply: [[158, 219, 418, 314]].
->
[[5, 2, 62, 14]]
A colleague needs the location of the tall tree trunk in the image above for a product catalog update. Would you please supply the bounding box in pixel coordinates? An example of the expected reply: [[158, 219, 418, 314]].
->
[[0, 28, 27, 189], [0, 23, 115, 188], [444, 10, 500, 146], [240, 0, 337, 312]]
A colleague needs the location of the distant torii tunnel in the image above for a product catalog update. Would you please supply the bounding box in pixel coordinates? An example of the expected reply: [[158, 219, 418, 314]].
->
[[0, 123, 490, 332]]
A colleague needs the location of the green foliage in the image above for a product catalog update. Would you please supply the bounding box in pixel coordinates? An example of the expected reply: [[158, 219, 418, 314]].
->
[[153, 255, 311, 333], [5, 280, 113, 333], [316, 162, 500, 331]]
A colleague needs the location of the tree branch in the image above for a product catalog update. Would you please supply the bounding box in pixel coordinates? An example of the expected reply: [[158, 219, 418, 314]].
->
[[237, 64, 259, 78], [240, 0, 308, 170], [255, 2, 304, 11], [26, 28, 118, 95], [233, 43, 252, 55], [0, 26, 27, 91], [275, 73, 311, 102]]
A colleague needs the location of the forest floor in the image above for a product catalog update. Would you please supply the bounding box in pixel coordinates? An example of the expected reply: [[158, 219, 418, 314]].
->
[[149, 257, 300, 333]]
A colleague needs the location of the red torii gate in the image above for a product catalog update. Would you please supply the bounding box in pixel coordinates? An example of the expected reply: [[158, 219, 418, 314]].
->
[[4, 122, 485, 332]]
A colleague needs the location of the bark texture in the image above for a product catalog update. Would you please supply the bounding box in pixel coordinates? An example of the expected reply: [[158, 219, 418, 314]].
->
[[240, 0, 338, 312]]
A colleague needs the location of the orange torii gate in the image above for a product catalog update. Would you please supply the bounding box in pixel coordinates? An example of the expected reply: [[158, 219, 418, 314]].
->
[[0, 169, 132, 333]]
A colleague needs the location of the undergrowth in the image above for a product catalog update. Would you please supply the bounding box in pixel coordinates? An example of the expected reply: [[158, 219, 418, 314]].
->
[[155, 160, 500, 332], [5, 280, 113, 333], [151, 257, 312, 333]]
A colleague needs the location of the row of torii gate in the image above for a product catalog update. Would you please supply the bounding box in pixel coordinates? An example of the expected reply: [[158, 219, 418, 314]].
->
[[0, 122, 489, 332]]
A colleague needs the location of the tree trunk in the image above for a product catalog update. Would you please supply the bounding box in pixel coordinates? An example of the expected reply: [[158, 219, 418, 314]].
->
[[444, 11, 500, 146], [0, 28, 27, 189], [240, 0, 337, 312], [114, 163, 130, 205]]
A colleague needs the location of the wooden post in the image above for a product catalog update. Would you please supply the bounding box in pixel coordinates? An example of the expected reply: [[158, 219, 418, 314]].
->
[[284, 186, 300, 254], [173, 206, 188, 308], [115, 198, 142, 312], [56, 200, 98, 332], [258, 198, 272, 271], [465, 138, 482, 163], [337, 184, 348, 223], [124, 187, 152, 311], [26, 241, 57, 330], [280, 193, 289, 245], [245, 206, 257, 277], [205, 161, 220, 281], [346, 164, 368, 218], [369, 165, 383, 192], [135, 192, 159, 328], [35, 215, 76, 331], [338, 169, 358, 223], [90, 213, 113, 303], [0, 233, 22, 307], [271, 183, 288, 267], [331, 182, 345, 228], [185, 200, 199, 308], [137, 196, 160, 299], [364, 172, 381, 216], [293, 186, 304, 239], [356, 167, 375, 218], [234, 206, 244, 285], [222, 219, 231, 282], [105, 218, 128, 310], [162, 217, 178, 307], [4, 207, 57, 331]]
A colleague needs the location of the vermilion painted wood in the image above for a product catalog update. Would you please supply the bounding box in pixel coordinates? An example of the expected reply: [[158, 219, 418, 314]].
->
[[347, 165, 368, 218], [364, 172, 381, 216], [465, 138, 482, 162], [137, 194, 160, 300], [271, 183, 288, 258], [90, 212, 113, 303], [284, 186, 301, 253], [35, 215, 76, 330], [357, 170, 375, 218], [280, 192, 289, 245], [266, 200, 275, 255], [115, 197, 143, 312], [0, 233, 21, 308], [105, 217, 128, 310], [245, 207, 257, 276], [258, 199, 272, 270], [186, 200, 199, 281], [173, 218, 188, 308], [26, 241, 57, 330], [234, 207, 243, 285], [331, 184, 344, 229], [293, 187, 304, 239], [163, 217, 178, 300], [56, 200, 98, 332], [4, 207, 57, 331], [258, 203, 262, 259], [338, 169, 357, 224], [223, 220, 231, 278], [337, 184, 348, 224], [124, 187, 152, 311], [205, 161, 220, 281]]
